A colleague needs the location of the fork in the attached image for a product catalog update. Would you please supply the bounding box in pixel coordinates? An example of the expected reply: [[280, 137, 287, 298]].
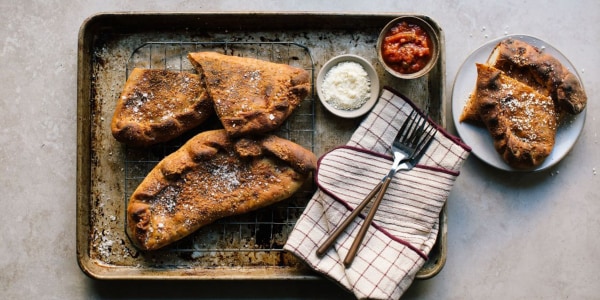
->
[[344, 117, 436, 266], [315, 110, 437, 265]]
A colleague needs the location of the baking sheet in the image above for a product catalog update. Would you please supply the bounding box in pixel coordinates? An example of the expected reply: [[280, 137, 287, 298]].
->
[[77, 12, 447, 280]]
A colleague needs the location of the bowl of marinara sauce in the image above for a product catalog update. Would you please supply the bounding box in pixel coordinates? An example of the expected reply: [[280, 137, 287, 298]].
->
[[377, 16, 440, 79]]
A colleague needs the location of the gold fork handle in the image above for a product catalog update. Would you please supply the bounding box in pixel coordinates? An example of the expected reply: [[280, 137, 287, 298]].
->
[[344, 176, 393, 267], [315, 180, 384, 257]]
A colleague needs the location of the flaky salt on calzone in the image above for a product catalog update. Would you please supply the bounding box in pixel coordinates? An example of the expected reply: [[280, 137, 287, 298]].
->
[[126, 129, 317, 251], [474, 63, 558, 169], [188, 52, 310, 137], [111, 68, 213, 147], [487, 38, 587, 115]]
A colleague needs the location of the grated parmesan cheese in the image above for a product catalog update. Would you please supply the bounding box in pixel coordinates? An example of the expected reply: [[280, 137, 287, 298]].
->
[[321, 61, 371, 110]]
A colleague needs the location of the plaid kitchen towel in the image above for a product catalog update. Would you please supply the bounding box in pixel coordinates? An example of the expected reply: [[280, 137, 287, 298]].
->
[[284, 87, 471, 299]]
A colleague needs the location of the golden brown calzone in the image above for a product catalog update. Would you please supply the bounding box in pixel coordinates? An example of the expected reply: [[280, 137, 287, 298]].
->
[[460, 38, 586, 125], [126, 129, 317, 250], [488, 38, 587, 115], [474, 63, 558, 169], [188, 52, 310, 137], [111, 68, 213, 147]]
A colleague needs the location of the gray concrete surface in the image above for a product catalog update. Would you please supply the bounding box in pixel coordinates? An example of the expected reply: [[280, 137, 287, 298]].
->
[[1, 1, 598, 299]]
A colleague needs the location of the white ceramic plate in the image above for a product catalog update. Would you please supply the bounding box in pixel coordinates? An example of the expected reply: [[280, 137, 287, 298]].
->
[[316, 54, 380, 118], [451, 34, 586, 172]]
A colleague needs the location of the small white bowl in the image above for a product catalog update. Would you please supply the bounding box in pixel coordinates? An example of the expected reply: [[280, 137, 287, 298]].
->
[[316, 54, 380, 118]]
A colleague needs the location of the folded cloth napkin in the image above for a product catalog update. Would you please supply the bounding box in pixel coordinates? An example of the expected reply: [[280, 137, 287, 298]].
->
[[284, 87, 471, 300]]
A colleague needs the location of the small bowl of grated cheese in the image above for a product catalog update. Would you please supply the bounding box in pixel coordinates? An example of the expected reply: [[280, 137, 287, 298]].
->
[[317, 54, 380, 118]]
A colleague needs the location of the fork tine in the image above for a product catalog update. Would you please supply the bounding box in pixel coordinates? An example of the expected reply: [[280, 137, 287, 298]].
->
[[397, 110, 418, 141], [398, 110, 423, 143], [411, 125, 437, 162], [410, 112, 429, 145], [401, 110, 428, 149], [406, 111, 421, 138], [414, 121, 434, 148]]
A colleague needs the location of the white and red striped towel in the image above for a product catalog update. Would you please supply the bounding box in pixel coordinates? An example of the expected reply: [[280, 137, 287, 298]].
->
[[284, 88, 471, 299]]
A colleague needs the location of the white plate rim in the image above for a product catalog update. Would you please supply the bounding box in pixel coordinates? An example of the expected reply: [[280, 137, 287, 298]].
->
[[451, 34, 587, 172]]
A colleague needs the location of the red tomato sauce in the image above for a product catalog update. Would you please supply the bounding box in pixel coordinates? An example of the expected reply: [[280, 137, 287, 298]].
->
[[381, 21, 432, 74]]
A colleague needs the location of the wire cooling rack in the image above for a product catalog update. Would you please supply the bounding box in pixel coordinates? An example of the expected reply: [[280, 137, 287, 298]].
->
[[122, 42, 316, 264]]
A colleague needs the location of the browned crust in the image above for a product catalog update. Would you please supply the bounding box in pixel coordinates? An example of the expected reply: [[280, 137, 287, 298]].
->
[[111, 68, 213, 147], [475, 64, 558, 169], [488, 38, 587, 115], [187, 52, 310, 137], [461, 38, 587, 125], [126, 129, 316, 250], [459, 93, 482, 124]]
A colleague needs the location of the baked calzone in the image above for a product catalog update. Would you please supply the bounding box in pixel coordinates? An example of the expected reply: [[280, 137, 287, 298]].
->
[[111, 68, 213, 147], [126, 129, 317, 250], [474, 63, 558, 169], [188, 52, 310, 137]]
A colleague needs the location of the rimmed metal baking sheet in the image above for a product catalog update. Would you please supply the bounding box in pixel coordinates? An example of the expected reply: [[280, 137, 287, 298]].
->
[[77, 12, 447, 280]]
